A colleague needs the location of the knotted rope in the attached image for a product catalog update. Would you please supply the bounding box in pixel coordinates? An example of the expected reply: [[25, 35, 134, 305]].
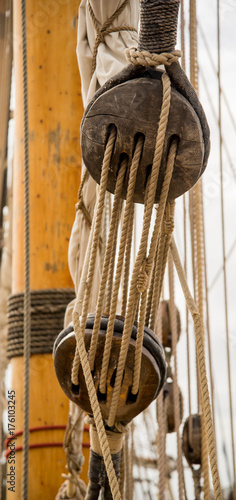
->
[[88, 0, 137, 76], [125, 47, 181, 67]]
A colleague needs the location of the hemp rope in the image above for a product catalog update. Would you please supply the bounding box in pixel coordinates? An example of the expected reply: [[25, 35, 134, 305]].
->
[[170, 237, 222, 499], [72, 127, 116, 384], [132, 183, 176, 395], [217, 0, 236, 495], [88, 0, 137, 76], [104, 199, 123, 315], [189, 0, 211, 492], [121, 203, 134, 318], [168, 254, 184, 500], [72, 149, 121, 500], [195, 181, 211, 499], [183, 194, 193, 442], [99, 137, 143, 395], [107, 75, 176, 426], [21, 0, 31, 496], [156, 305, 166, 500], [148, 202, 175, 330], [59, 408, 86, 500], [125, 47, 181, 67], [88, 159, 127, 370]]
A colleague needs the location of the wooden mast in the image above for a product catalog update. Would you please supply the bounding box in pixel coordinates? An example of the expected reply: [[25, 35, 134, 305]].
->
[[7, 1, 89, 498]]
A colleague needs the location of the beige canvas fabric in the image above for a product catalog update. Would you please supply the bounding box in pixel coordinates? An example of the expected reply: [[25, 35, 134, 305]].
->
[[66, 0, 139, 323]]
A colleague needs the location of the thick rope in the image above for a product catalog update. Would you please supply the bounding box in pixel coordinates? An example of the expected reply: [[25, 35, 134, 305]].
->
[[168, 255, 184, 500], [21, 0, 31, 497], [88, 0, 137, 76], [72, 311, 121, 500], [125, 47, 181, 67], [121, 203, 134, 317], [170, 237, 222, 499], [59, 408, 86, 499], [99, 138, 142, 394], [156, 305, 166, 500], [195, 181, 211, 499], [72, 127, 116, 384], [107, 72, 175, 426], [88, 160, 127, 370], [148, 201, 175, 330], [217, 1, 236, 495], [104, 199, 123, 315]]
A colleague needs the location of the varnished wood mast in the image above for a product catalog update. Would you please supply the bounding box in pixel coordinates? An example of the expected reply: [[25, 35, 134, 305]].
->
[[7, 1, 89, 498]]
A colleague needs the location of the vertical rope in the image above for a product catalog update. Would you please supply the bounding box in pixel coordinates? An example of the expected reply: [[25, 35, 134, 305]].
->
[[183, 195, 193, 442], [217, 2, 236, 496], [189, 0, 211, 494], [156, 305, 166, 500], [168, 255, 184, 500], [21, 0, 31, 498], [88, 160, 127, 370], [72, 127, 116, 384], [99, 138, 142, 394], [170, 237, 222, 499]]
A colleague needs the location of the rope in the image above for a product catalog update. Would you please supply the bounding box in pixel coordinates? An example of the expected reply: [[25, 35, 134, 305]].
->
[[125, 47, 181, 67], [72, 127, 116, 384], [21, 0, 30, 496], [156, 305, 166, 500], [138, 0, 180, 53], [88, 159, 127, 370], [7, 289, 75, 358], [121, 203, 134, 317], [148, 201, 175, 330], [217, 1, 236, 496], [170, 237, 222, 499], [107, 71, 176, 425], [61, 409, 86, 499], [168, 254, 184, 499], [88, 0, 137, 76], [104, 199, 123, 315], [99, 138, 142, 395], [72, 128, 121, 499]]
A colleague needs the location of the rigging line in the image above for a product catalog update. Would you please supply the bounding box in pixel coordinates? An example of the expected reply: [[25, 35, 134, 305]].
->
[[202, 189, 216, 434], [190, 0, 211, 495], [217, 2, 236, 496], [198, 22, 236, 134], [208, 236, 236, 291], [21, 0, 31, 498], [198, 67, 236, 180]]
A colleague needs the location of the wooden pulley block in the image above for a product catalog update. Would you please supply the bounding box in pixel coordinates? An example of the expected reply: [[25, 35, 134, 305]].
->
[[161, 380, 183, 433], [161, 300, 181, 348], [53, 314, 166, 424], [182, 414, 202, 466], [81, 64, 205, 204]]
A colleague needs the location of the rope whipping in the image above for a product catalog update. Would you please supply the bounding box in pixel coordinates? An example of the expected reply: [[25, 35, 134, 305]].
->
[[7, 289, 75, 358], [21, 0, 30, 497]]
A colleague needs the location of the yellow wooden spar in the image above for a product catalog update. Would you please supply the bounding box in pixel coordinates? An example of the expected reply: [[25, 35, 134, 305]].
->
[[6, 1, 89, 498]]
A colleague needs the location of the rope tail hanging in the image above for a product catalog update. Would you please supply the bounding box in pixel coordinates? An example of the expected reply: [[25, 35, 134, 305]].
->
[[53, 0, 222, 498]]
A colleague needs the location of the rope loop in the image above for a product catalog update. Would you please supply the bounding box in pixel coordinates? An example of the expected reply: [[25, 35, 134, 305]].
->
[[125, 47, 182, 68]]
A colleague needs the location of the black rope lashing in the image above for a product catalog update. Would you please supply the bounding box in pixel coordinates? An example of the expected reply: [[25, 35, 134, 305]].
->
[[7, 289, 75, 358], [138, 0, 180, 53]]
